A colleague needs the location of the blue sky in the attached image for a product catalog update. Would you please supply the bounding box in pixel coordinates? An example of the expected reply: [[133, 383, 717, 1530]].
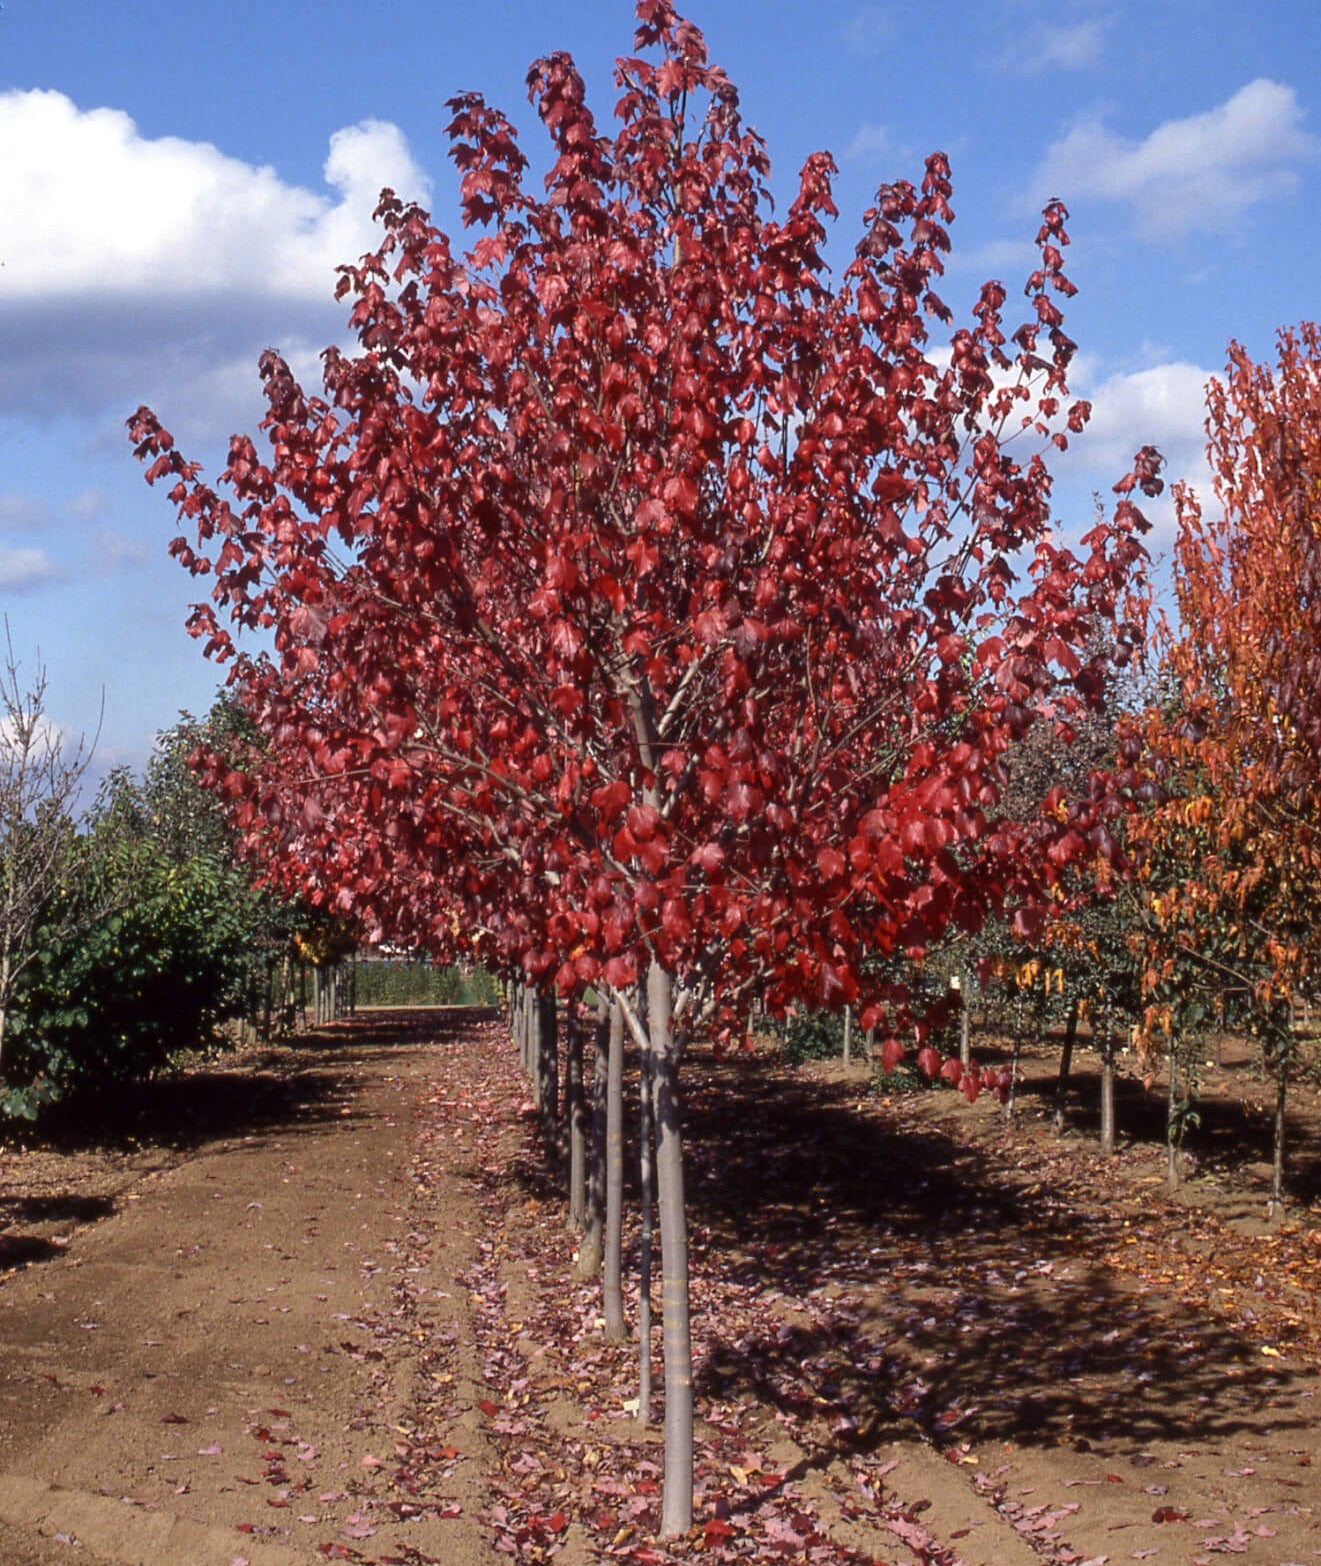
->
[[2, 0, 1318, 774]]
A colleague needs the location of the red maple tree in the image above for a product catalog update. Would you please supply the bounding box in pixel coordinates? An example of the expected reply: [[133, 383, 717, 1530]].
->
[[131, 2, 1155, 1531]]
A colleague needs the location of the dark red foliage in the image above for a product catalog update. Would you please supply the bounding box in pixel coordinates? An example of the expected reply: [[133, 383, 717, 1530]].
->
[[130, 0, 1153, 1055]]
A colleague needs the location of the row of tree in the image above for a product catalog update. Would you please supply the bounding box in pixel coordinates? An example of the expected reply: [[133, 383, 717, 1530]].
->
[[127, 3, 1177, 1534]]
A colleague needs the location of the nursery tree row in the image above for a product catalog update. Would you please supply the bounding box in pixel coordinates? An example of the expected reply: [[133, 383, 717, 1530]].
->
[[130, 3, 1172, 1532]]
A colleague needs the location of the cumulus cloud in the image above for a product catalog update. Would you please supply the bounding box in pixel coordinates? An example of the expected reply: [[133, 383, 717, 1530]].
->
[[0, 92, 431, 429], [1048, 358, 1214, 544], [0, 709, 69, 761], [1032, 79, 1317, 242], [0, 545, 62, 591], [0, 93, 429, 300], [1070, 359, 1210, 476]]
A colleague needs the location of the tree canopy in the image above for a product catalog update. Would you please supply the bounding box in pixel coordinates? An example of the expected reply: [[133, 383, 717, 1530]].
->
[[131, 1, 1159, 1531]]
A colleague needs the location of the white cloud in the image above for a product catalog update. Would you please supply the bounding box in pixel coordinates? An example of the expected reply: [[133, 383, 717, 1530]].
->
[[1077, 360, 1210, 477], [0, 709, 71, 762], [0, 93, 429, 301], [0, 545, 62, 591], [1032, 79, 1317, 242], [1052, 359, 1214, 546], [1005, 18, 1110, 73], [0, 494, 53, 533], [0, 92, 431, 430]]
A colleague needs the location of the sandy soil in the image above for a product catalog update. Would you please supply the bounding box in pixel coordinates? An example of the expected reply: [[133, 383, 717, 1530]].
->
[[0, 1008, 1317, 1565]]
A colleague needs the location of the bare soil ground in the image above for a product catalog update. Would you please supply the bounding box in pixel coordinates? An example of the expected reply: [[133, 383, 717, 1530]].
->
[[0, 1009, 1318, 1565]]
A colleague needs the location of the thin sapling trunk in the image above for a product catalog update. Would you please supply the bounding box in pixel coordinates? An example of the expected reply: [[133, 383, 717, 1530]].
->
[[1099, 1009, 1117, 1157], [638, 992, 655, 1426], [565, 1002, 587, 1228], [646, 959, 693, 1538], [1054, 994, 1080, 1134], [577, 1003, 609, 1280], [603, 999, 627, 1340]]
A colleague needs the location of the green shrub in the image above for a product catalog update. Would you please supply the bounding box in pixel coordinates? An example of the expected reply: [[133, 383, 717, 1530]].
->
[[782, 1010, 846, 1063], [3, 852, 254, 1119], [353, 960, 500, 1008]]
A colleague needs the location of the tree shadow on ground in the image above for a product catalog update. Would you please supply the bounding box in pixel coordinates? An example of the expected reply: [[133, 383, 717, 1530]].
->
[[681, 1054, 1315, 1460], [18, 1006, 502, 1155], [1018, 1052, 1321, 1204], [0, 1192, 119, 1276]]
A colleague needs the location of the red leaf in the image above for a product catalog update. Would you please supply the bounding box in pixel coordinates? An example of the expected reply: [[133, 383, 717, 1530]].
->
[[816, 846, 845, 880]]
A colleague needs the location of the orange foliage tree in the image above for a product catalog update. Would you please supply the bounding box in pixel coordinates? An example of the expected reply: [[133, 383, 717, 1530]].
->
[[1148, 324, 1321, 1213]]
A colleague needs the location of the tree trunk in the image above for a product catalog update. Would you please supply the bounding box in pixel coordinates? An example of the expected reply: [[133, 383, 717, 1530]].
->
[[0, 924, 14, 1071], [537, 989, 559, 1156], [1270, 1023, 1290, 1220], [602, 999, 627, 1340], [958, 974, 971, 1068], [638, 995, 654, 1425], [1005, 996, 1025, 1122], [646, 961, 692, 1538], [1054, 995, 1080, 1134], [518, 985, 533, 1080], [1166, 1036, 1182, 1192], [0, 941, 11, 1069], [577, 1004, 609, 1280], [842, 1004, 852, 1065], [565, 1004, 587, 1228], [1099, 1013, 1117, 1156]]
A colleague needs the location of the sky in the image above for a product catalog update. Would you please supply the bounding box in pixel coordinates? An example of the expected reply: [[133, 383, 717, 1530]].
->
[[1, 0, 1318, 777]]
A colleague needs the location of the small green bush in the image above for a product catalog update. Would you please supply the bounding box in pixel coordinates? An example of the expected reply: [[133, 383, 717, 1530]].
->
[[782, 1010, 846, 1063], [872, 1061, 931, 1095]]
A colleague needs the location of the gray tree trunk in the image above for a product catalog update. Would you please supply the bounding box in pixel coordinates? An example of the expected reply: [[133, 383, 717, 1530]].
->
[[1099, 1013, 1117, 1156], [638, 991, 654, 1425], [577, 1004, 609, 1280], [958, 975, 971, 1068], [602, 999, 627, 1339], [565, 1003, 587, 1227], [536, 989, 558, 1156], [646, 961, 692, 1538]]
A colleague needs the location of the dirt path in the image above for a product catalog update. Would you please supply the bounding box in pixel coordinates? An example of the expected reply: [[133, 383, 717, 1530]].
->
[[0, 1009, 502, 1566], [1, 1009, 1320, 1565]]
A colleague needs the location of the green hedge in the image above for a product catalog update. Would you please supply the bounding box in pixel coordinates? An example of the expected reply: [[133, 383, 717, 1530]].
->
[[352, 961, 501, 1008]]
